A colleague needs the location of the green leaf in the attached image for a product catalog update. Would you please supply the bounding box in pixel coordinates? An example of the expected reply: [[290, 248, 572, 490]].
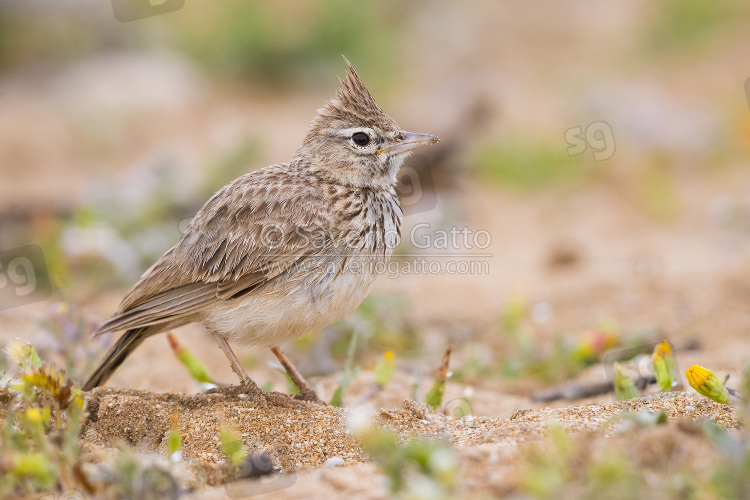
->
[[374, 351, 395, 388], [613, 363, 640, 401], [167, 428, 181, 456], [220, 428, 245, 468], [424, 380, 445, 410], [330, 386, 344, 408]]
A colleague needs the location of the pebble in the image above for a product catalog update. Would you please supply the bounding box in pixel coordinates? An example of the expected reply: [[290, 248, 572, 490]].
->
[[324, 457, 346, 468]]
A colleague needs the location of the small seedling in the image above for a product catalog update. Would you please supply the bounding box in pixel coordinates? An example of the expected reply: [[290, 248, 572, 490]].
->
[[374, 350, 396, 389], [613, 362, 640, 401], [425, 347, 452, 410], [167, 333, 216, 387], [330, 327, 362, 407], [167, 416, 182, 462], [220, 428, 245, 468], [652, 340, 676, 392]]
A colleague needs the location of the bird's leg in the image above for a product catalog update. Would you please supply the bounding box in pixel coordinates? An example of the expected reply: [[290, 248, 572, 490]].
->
[[208, 329, 265, 403], [270, 346, 325, 405]]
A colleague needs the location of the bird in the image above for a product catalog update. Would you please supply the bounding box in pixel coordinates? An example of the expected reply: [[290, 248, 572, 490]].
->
[[82, 59, 440, 404]]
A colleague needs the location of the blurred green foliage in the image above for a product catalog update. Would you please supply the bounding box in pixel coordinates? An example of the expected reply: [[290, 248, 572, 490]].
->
[[613, 362, 640, 401], [520, 425, 572, 498], [703, 419, 750, 499], [475, 139, 596, 189], [330, 326, 361, 407], [321, 293, 421, 365], [167, 1, 400, 88], [453, 298, 621, 385], [354, 420, 458, 498], [517, 381, 750, 499], [645, 0, 750, 54]]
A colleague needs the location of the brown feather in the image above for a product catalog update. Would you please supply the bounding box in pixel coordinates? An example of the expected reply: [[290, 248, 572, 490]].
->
[[83, 60, 437, 390]]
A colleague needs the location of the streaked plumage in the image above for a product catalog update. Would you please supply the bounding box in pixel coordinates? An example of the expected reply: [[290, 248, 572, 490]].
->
[[83, 61, 439, 394]]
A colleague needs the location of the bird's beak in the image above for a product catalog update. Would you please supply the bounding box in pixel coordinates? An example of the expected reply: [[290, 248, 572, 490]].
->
[[378, 132, 440, 156]]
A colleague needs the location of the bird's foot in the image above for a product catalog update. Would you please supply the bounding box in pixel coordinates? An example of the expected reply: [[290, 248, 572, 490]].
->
[[205, 377, 269, 408], [205, 377, 324, 408], [269, 346, 326, 406]]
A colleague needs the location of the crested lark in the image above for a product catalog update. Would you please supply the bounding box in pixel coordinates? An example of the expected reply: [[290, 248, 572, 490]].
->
[[83, 61, 439, 403]]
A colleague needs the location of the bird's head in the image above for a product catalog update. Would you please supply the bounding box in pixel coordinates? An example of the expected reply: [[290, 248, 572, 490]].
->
[[298, 59, 439, 189]]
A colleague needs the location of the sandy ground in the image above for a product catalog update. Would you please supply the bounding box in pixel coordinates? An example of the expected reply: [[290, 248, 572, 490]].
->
[[79, 389, 738, 499]]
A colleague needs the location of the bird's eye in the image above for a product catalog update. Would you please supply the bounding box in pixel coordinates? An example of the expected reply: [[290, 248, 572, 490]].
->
[[351, 132, 370, 147]]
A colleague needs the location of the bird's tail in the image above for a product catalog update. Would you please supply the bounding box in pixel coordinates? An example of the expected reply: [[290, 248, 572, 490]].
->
[[82, 327, 151, 391]]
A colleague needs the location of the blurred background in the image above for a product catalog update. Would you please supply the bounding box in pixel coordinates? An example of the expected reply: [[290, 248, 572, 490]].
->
[[1, 0, 750, 415]]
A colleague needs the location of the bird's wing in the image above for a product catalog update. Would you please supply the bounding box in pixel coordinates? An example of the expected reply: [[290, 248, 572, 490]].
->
[[95, 165, 337, 336]]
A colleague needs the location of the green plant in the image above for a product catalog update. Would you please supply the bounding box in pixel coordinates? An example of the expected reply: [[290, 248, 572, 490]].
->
[[167, 333, 216, 389], [685, 365, 736, 405], [352, 416, 458, 499], [220, 428, 245, 468], [644, 0, 748, 55], [703, 420, 750, 499], [323, 293, 421, 366], [330, 326, 362, 407], [613, 362, 640, 401], [652, 341, 676, 392], [424, 348, 451, 410], [453, 297, 622, 385], [0, 342, 86, 497], [1, 341, 190, 499], [520, 425, 572, 498]]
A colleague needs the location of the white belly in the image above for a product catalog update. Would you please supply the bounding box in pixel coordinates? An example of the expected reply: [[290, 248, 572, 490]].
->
[[201, 260, 379, 347]]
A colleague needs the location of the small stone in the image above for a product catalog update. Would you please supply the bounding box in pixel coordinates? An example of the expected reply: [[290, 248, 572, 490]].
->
[[324, 456, 346, 468]]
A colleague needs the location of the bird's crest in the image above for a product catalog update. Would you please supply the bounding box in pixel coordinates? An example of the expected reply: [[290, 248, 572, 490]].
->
[[305, 59, 396, 140]]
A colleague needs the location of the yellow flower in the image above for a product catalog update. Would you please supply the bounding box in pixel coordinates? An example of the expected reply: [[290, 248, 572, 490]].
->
[[685, 365, 729, 405], [21, 406, 50, 432], [652, 341, 676, 392], [375, 351, 396, 388], [24, 407, 43, 423]]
